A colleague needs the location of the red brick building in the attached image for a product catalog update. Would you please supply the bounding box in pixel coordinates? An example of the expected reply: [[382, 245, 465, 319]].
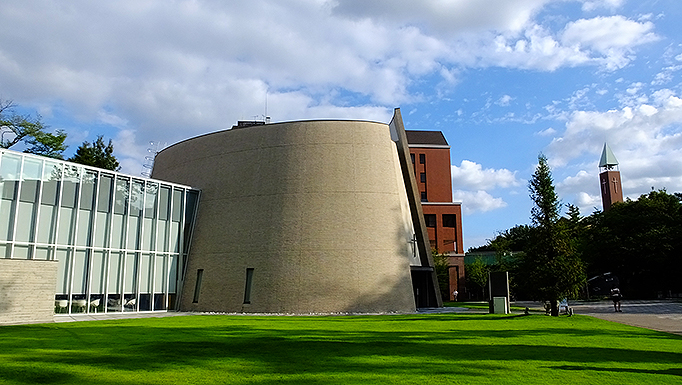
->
[[406, 130, 465, 301]]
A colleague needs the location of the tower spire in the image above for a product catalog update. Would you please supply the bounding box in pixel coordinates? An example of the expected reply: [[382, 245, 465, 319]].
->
[[599, 142, 619, 171], [599, 142, 623, 211]]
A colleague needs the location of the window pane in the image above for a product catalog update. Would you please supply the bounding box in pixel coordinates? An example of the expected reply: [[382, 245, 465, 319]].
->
[[19, 180, 39, 203], [57, 207, 75, 245], [20, 158, 41, 203], [111, 213, 126, 249], [79, 171, 96, 210], [156, 220, 169, 252], [130, 180, 144, 217], [114, 178, 129, 214], [60, 165, 80, 208], [171, 189, 182, 222], [183, 190, 199, 254], [72, 250, 89, 295], [97, 175, 113, 212], [42, 161, 62, 206], [76, 208, 93, 246], [0, 199, 14, 241], [139, 254, 151, 294], [108, 252, 123, 293], [55, 248, 71, 295], [168, 255, 178, 293], [1, 153, 21, 200], [170, 221, 180, 253], [154, 255, 167, 293], [127, 216, 140, 250], [36, 204, 57, 243], [90, 251, 106, 295], [13, 244, 31, 259], [142, 217, 154, 251], [93, 211, 110, 248], [124, 253, 138, 293], [15, 201, 36, 242], [34, 246, 51, 260], [158, 186, 170, 220], [144, 183, 158, 219]]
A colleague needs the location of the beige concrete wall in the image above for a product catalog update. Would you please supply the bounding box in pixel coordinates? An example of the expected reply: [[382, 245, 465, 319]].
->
[[0, 259, 58, 325], [152, 120, 417, 313]]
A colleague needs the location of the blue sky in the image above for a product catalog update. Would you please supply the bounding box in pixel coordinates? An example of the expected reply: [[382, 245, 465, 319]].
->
[[2, 0, 681, 249]]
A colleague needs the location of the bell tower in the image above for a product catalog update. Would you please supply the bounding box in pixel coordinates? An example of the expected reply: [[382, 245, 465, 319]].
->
[[599, 143, 623, 211]]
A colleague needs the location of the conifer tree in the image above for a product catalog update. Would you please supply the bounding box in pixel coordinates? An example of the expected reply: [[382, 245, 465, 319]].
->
[[514, 154, 585, 316], [69, 135, 120, 171]]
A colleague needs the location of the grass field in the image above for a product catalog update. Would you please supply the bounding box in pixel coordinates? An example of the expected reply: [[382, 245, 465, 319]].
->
[[1, 313, 681, 384]]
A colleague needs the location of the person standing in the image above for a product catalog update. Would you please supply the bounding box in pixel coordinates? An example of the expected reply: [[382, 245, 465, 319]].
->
[[611, 286, 622, 312], [452, 290, 458, 302]]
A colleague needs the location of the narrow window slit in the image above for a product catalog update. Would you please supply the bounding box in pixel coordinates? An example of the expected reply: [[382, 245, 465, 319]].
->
[[192, 269, 203, 303], [243, 268, 254, 304]]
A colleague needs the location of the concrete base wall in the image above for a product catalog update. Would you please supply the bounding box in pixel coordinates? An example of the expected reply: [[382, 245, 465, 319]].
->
[[0, 259, 58, 325]]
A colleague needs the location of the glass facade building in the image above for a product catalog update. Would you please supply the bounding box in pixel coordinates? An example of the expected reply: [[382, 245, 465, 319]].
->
[[0, 149, 199, 315]]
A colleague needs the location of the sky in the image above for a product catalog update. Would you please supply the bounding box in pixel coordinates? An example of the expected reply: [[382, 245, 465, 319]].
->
[[1, 0, 681, 249]]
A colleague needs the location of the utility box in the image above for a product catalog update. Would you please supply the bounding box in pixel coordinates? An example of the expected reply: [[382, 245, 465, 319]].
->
[[493, 296, 509, 314]]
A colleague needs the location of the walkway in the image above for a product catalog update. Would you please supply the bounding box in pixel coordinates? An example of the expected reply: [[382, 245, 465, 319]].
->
[[515, 300, 682, 336], [570, 300, 682, 336]]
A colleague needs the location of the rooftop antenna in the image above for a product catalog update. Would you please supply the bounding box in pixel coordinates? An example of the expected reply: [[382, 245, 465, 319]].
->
[[265, 91, 270, 124], [141, 141, 166, 177]]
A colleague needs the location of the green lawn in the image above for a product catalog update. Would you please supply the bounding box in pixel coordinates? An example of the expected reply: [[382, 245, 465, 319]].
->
[[1, 313, 680, 384]]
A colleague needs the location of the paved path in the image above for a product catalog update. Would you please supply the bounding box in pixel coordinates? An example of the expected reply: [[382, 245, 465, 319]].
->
[[516, 300, 682, 336], [571, 300, 682, 336]]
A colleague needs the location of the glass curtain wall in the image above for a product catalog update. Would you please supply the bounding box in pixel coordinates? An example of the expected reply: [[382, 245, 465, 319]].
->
[[0, 149, 199, 315]]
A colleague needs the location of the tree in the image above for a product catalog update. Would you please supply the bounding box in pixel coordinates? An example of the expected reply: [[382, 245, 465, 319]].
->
[[0, 99, 67, 158], [466, 257, 489, 300], [68, 135, 120, 171], [513, 154, 585, 316], [432, 250, 451, 301], [582, 189, 682, 298]]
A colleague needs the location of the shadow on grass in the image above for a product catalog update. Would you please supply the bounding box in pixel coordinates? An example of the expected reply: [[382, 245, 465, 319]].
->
[[551, 365, 682, 377], [0, 314, 680, 384]]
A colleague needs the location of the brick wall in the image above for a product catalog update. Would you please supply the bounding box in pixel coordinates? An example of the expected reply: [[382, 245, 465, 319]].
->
[[0, 259, 58, 325]]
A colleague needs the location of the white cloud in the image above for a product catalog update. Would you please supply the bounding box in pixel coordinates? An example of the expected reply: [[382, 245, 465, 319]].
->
[[560, 16, 658, 70], [0, 0, 665, 174], [580, 0, 624, 12], [332, 0, 549, 34], [547, 88, 682, 209], [497, 95, 513, 106], [537, 127, 557, 136], [451, 160, 520, 190], [453, 190, 508, 214]]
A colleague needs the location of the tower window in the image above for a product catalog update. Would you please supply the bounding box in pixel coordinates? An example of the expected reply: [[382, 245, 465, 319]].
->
[[420, 173, 426, 183], [424, 214, 436, 227], [443, 214, 456, 228], [421, 191, 427, 202], [410, 154, 415, 164], [419, 154, 425, 164]]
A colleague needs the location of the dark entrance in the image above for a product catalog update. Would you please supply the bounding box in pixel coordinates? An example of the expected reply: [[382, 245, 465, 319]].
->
[[411, 266, 440, 308]]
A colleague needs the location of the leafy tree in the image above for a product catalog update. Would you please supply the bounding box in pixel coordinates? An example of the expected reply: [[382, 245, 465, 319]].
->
[[68, 135, 120, 171], [0, 99, 67, 158], [513, 154, 585, 316], [582, 189, 682, 298], [432, 250, 451, 301], [465, 257, 489, 300]]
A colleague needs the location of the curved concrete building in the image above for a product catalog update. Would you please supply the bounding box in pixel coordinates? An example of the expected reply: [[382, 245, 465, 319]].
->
[[152, 118, 431, 313]]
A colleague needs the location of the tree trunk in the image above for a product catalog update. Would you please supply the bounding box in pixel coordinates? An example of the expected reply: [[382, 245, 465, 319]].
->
[[550, 300, 559, 317]]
